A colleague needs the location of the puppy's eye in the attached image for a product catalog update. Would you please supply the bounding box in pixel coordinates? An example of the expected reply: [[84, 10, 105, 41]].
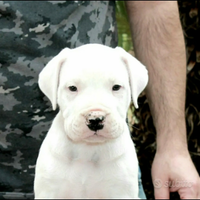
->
[[112, 85, 121, 91], [68, 86, 78, 92]]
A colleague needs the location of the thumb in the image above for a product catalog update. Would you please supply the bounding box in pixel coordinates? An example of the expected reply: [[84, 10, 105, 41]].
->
[[178, 189, 195, 199], [153, 178, 170, 199], [177, 183, 200, 199]]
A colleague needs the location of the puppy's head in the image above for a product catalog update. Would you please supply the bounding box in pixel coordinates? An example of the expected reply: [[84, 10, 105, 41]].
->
[[38, 44, 148, 143]]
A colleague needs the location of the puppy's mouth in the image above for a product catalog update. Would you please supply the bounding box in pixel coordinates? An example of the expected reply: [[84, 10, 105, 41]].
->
[[85, 115, 108, 143]]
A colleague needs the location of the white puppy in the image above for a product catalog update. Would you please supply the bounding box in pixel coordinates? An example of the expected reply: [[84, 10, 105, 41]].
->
[[34, 44, 148, 199]]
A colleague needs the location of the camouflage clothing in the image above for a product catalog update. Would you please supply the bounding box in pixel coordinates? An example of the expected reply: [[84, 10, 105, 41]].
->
[[0, 1, 117, 198]]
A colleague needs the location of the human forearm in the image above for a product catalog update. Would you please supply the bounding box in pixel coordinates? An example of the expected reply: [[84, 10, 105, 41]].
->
[[125, 3, 200, 198], [125, 1, 187, 151]]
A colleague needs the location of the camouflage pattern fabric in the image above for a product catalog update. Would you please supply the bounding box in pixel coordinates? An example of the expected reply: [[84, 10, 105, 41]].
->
[[0, 1, 117, 199]]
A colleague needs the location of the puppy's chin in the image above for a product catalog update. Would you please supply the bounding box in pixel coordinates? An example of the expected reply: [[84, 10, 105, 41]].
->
[[83, 134, 108, 144], [65, 134, 108, 144], [65, 129, 117, 144]]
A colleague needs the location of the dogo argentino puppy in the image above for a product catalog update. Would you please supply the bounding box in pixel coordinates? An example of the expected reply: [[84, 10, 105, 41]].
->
[[34, 44, 148, 199]]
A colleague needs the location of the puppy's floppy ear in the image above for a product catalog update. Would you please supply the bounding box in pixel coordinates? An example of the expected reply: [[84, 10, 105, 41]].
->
[[115, 47, 148, 109], [38, 48, 71, 110]]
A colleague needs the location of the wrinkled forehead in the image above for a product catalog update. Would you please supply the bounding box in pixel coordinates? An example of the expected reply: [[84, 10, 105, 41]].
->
[[59, 51, 129, 85]]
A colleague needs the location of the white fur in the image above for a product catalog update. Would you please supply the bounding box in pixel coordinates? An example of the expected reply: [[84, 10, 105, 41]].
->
[[34, 44, 148, 199]]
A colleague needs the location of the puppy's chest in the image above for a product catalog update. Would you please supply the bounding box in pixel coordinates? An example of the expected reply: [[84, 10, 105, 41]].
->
[[66, 150, 103, 178], [68, 149, 100, 163], [47, 143, 135, 198], [64, 151, 113, 197]]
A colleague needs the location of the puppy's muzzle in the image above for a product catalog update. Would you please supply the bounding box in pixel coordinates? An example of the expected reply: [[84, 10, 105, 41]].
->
[[85, 111, 106, 132]]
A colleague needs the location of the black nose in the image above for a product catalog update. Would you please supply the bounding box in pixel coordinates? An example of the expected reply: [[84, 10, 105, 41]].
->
[[87, 116, 105, 132]]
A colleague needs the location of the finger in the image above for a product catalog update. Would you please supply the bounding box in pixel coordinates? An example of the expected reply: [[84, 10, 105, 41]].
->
[[153, 178, 170, 199]]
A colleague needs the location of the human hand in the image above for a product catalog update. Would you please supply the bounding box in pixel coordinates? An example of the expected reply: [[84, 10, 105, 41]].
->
[[152, 148, 200, 199]]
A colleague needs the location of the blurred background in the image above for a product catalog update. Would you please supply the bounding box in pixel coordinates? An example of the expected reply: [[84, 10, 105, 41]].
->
[[116, 1, 200, 199]]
